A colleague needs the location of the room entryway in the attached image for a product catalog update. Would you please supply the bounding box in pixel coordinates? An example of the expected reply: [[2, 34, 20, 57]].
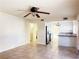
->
[[29, 23, 38, 45]]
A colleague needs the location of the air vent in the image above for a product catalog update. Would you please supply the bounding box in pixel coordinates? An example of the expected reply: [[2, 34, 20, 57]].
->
[[63, 17, 68, 20], [41, 19, 44, 21]]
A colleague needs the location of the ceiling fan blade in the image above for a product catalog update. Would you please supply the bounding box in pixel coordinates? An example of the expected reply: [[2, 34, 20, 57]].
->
[[24, 13, 31, 17], [36, 11, 50, 14], [36, 14, 40, 18]]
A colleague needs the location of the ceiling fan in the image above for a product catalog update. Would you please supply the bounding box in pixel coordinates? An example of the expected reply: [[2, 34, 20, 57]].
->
[[19, 7, 50, 18]]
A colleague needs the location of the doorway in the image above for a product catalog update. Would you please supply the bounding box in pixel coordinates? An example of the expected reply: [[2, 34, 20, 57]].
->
[[30, 23, 38, 45]]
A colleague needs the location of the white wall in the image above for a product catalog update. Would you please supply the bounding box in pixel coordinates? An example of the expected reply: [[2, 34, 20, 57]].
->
[[73, 21, 78, 34], [59, 21, 73, 33], [37, 22, 46, 45], [25, 21, 30, 44], [0, 12, 27, 52], [77, 16, 79, 50]]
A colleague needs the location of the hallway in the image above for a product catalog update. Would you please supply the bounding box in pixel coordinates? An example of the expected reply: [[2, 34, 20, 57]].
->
[[0, 44, 78, 59]]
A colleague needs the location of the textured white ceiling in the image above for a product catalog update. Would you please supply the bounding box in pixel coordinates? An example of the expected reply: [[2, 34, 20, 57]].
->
[[0, 0, 79, 20]]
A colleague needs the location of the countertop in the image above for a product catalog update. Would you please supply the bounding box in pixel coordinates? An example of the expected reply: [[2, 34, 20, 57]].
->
[[58, 33, 77, 37]]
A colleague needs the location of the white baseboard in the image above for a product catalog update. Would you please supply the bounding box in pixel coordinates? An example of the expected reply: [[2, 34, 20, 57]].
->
[[37, 42, 46, 45], [0, 43, 27, 53]]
